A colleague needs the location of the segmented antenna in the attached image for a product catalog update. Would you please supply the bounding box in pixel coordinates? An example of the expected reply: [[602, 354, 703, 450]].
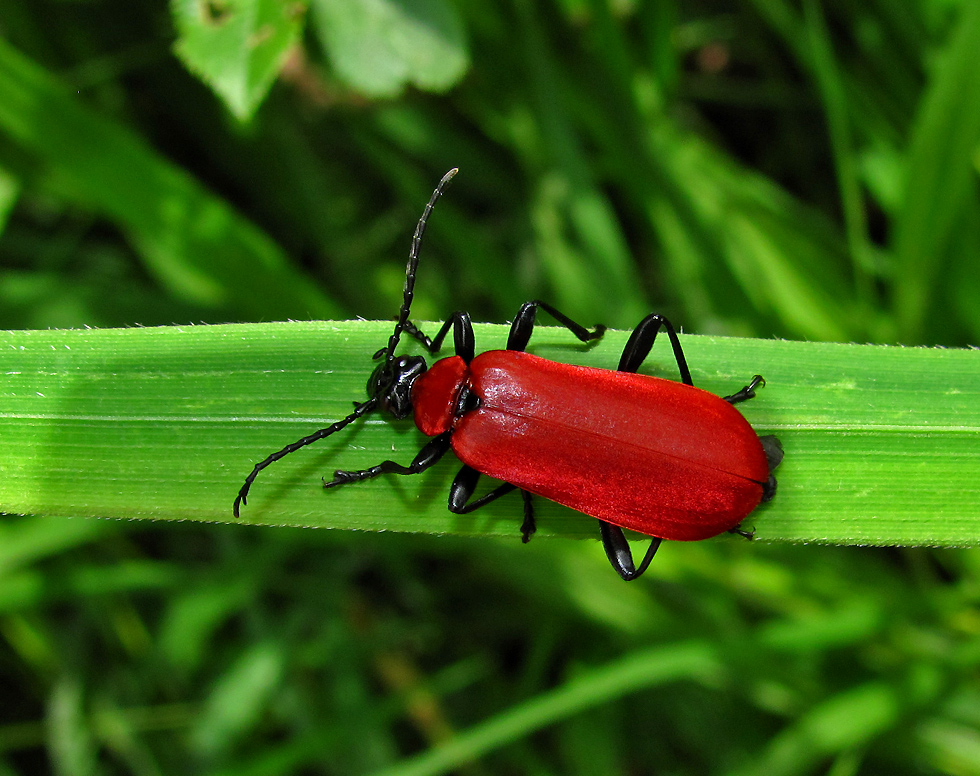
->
[[233, 169, 459, 517], [234, 398, 378, 517], [378, 167, 458, 365]]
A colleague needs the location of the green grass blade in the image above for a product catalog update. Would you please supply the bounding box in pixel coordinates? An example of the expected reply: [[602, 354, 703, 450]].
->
[[0, 38, 336, 322], [1, 321, 977, 547], [0, 164, 19, 237], [803, 0, 873, 309], [893, 3, 980, 341], [730, 683, 898, 776], [369, 641, 721, 776]]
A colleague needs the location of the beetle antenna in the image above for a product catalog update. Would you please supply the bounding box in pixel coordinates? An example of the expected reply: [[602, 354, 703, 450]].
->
[[378, 168, 458, 364], [234, 172, 457, 518], [233, 397, 379, 517]]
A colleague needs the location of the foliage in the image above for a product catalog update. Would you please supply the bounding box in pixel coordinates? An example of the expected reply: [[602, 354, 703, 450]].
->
[[0, 1, 979, 774]]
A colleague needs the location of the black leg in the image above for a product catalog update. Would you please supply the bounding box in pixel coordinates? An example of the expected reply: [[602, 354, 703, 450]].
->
[[506, 300, 605, 352], [324, 433, 452, 488], [449, 467, 537, 543], [399, 320, 434, 350], [599, 521, 663, 581], [448, 464, 519, 512], [618, 314, 692, 385], [726, 385, 782, 501], [397, 312, 476, 364], [723, 375, 765, 404], [519, 490, 536, 543]]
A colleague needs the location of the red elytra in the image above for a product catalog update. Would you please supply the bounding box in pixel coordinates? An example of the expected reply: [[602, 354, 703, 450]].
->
[[412, 350, 771, 542], [234, 169, 783, 581]]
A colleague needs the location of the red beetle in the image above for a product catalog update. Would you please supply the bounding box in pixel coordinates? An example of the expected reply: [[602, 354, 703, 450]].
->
[[235, 169, 783, 580]]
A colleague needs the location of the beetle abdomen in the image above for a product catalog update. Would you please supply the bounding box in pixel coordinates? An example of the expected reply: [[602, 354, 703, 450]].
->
[[452, 351, 770, 540]]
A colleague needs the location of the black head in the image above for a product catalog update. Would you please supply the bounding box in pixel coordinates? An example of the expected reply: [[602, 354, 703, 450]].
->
[[368, 354, 427, 419]]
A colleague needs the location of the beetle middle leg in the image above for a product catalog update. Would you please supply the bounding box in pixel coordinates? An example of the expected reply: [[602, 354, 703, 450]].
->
[[449, 466, 537, 542], [599, 522, 662, 581], [618, 314, 693, 385], [506, 300, 606, 352]]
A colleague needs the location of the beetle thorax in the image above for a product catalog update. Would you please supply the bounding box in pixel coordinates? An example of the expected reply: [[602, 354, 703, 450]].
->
[[411, 355, 471, 437]]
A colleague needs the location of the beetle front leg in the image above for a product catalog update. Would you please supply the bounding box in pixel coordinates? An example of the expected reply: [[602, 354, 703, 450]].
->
[[324, 433, 451, 488], [598, 521, 663, 581], [449, 466, 537, 542], [618, 314, 693, 385], [507, 300, 605, 352], [401, 312, 477, 364]]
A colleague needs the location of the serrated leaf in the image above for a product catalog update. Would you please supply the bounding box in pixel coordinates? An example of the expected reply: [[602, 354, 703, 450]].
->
[[172, 0, 308, 120], [311, 0, 468, 97]]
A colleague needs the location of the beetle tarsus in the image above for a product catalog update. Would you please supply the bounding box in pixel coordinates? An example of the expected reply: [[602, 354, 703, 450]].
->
[[724, 375, 766, 404], [729, 525, 755, 540], [324, 470, 357, 488], [325, 434, 453, 489], [233, 397, 379, 516]]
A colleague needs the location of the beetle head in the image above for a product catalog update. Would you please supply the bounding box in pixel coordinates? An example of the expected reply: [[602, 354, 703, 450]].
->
[[369, 354, 427, 419]]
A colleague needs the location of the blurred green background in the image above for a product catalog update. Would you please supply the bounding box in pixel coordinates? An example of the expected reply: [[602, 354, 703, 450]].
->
[[2, 1, 980, 773]]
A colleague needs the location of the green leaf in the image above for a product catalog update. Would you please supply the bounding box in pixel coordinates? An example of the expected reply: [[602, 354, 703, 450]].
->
[[1, 321, 977, 548], [172, 0, 308, 121], [48, 677, 99, 776], [310, 0, 468, 98]]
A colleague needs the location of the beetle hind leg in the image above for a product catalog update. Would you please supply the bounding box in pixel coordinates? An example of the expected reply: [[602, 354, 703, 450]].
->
[[599, 521, 662, 581]]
